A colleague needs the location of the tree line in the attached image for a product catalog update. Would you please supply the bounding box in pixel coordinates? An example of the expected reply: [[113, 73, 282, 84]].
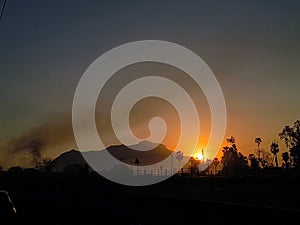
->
[[216, 119, 300, 176]]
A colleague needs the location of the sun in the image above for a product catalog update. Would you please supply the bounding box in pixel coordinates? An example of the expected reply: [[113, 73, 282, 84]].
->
[[196, 153, 203, 160]]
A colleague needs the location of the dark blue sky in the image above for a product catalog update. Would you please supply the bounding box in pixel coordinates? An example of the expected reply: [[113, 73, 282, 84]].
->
[[1, 0, 300, 167]]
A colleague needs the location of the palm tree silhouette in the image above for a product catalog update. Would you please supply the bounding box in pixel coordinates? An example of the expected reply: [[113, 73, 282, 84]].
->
[[255, 137, 262, 160], [226, 136, 235, 145], [270, 141, 279, 168]]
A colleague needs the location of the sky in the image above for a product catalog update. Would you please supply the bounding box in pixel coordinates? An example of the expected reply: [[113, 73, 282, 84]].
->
[[0, 0, 300, 168]]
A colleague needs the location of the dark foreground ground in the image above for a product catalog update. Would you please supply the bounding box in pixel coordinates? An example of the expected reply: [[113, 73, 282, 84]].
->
[[1, 172, 300, 225]]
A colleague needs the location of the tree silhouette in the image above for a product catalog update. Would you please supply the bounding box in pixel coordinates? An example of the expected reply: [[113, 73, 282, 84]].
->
[[255, 137, 262, 159], [258, 149, 273, 168], [221, 137, 248, 175], [248, 153, 259, 171], [134, 158, 140, 166], [226, 136, 235, 144], [279, 126, 294, 150], [211, 158, 220, 175], [279, 120, 300, 168], [282, 152, 290, 169], [290, 145, 300, 168], [188, 157, 200, 175], [270, 142, 279, 168]]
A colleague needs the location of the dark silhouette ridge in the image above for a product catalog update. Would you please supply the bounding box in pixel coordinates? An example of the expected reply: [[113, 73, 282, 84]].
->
[[51, 149, 85, 172], [49, 141, 173, 172], [107, 141, 172, 166]]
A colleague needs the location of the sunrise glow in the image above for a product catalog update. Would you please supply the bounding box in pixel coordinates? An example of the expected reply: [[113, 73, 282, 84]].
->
[[194, 150, 204, 160], [197, 153, 204, 160]]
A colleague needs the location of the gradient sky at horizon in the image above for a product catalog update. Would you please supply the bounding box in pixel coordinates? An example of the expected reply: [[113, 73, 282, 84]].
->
[[1, 0, 300, 168]]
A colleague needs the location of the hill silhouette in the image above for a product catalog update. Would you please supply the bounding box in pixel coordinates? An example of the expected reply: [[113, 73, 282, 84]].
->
[[51, 141, 174, 172]]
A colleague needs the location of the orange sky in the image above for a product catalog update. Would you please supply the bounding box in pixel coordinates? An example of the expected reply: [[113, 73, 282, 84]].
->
[[1, 1, 300, 168]]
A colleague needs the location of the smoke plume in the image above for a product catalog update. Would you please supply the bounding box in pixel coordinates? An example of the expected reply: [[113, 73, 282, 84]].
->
[[0, 115, 76, 169]]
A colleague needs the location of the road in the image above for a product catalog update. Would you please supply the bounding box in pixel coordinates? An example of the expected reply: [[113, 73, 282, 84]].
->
[[1, 173, 300, 225]]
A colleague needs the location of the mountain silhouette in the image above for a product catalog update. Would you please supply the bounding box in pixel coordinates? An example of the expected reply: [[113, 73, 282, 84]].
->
[[51, 141, 173, 172], [51, 149, 85, 172]]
